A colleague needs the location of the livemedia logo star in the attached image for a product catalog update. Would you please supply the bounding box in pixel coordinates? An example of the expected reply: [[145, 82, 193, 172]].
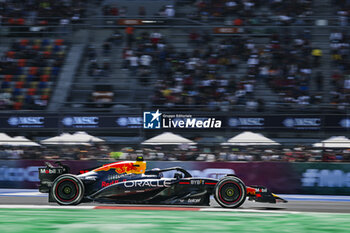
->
[[143, 109, 162, 129], [143, 110, 222, 129]]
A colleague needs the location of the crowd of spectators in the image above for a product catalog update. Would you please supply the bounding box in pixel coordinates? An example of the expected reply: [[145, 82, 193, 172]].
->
[[334, 0, 350, 26], [102, 5, 129, 17], [186, 0, 313, 25], [119, 28, 259, 111], [102, 4, 175, 17], [1, 1, 341, 113], [0, 145, 110, 160], [329, 30, 350, 111], [85, 30, 123, 79], [151, 35, 255, 111], [244, 31, 324, 110], [0, 0, 86, 26], [115, 26, 328, 112], [1, 144, 350, 162], [83, 30, 124, 106], [0, 39, 67, 110]]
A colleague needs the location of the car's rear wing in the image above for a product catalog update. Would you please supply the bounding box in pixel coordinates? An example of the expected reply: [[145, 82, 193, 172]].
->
[[38, 162, 70, 193]]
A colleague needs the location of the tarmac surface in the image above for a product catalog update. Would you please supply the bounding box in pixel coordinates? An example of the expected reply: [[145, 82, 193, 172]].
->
[[1, 194, 350, 213]]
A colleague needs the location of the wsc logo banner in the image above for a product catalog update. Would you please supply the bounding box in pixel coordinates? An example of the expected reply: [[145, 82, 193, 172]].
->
[[143, 110, 162, 129]]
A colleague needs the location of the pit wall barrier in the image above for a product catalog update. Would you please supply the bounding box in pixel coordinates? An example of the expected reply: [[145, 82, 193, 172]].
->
[[0, 160, 349, 195]]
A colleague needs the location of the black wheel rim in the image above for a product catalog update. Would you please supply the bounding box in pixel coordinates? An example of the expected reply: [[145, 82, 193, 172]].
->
[[56, 180, 78, 201], [220, 182, 240, 203]]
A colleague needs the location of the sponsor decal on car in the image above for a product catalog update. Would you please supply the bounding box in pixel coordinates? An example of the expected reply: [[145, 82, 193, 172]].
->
[[123, 180, 172, 188], [101, 180, 119, 187], [190, 179, 204, 185], [187, 198, 201, 203], [180, 198, 202, 203], [39, 168, 63, 174], [247, 187, 268, 195]]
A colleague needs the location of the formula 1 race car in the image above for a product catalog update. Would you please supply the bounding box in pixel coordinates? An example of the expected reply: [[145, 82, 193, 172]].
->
[[38, 157, 287, 208]]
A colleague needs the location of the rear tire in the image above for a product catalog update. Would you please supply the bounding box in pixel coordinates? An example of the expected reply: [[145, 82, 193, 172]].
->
[[214, 176, 246, 208], [51, 174, 84, 205]]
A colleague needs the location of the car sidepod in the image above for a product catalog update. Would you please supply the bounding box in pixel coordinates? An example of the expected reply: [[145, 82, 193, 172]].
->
[[87, 176, 217, 206]]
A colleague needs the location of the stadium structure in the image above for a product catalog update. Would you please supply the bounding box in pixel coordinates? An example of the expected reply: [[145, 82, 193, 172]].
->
[[0, 0, 349, 162]]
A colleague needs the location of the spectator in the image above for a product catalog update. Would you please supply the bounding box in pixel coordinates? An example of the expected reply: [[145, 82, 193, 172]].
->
[[59, 17, 70, 35], [125, 26, 135, 47], [246, 98, 258, 111], [128, 54, 139, 76], [140, 54, 152, 68], [110, 30, 123, 45], [314, 72, 324, 91], [119, 6, 128, 17], [311, 48, 322, 67], [233, 18, 243, 26], [150, 30, 162, 45], [165, 5, 175, 17], [102, 40, 112, 56], [138, 6, 146, 16], [110, 6, 119, 16]]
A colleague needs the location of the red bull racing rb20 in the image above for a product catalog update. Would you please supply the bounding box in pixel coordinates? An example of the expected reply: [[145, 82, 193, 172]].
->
[[38, 157, 287, 208]]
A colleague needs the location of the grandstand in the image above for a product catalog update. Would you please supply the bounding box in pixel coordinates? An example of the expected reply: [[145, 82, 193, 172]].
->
[[0, 0, 345, 113], [58, 0, 344, 113], [0, 38, 66, 110], [0, 0, 350, 161]]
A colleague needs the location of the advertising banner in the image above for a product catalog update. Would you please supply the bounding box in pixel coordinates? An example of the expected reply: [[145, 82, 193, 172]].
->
[[226, 115, 323, 130], [213, 27, 243, 34], [0, 115, 58, 129], [291, 163, 350, 195], [324, 115, 350, 130], [0, 114, 350, 131]]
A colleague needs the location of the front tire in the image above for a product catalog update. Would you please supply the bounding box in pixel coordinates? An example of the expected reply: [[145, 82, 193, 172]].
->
[[214, 176, 246, 208], [51, 174, 84, 205]]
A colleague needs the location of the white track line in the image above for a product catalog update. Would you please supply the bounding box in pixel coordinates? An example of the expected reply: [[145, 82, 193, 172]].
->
[[278, 194, 350, 201], [199, 208, 302, 214], [199, 208, 350, 215], [0, 205, 94, 210], [0, 189, 38, 192], [1, 192, 46, 196]]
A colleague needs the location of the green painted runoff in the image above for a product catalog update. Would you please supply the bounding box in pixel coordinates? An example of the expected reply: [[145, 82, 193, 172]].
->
[[0, 209, 349, 233]]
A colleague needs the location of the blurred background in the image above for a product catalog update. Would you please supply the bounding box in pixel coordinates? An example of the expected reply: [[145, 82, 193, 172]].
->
[[0, 0, 350, 163]]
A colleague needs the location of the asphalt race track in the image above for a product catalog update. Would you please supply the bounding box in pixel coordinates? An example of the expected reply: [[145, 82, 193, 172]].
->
[[1, 193, 350, 213], [1, 191, 350, 232]]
